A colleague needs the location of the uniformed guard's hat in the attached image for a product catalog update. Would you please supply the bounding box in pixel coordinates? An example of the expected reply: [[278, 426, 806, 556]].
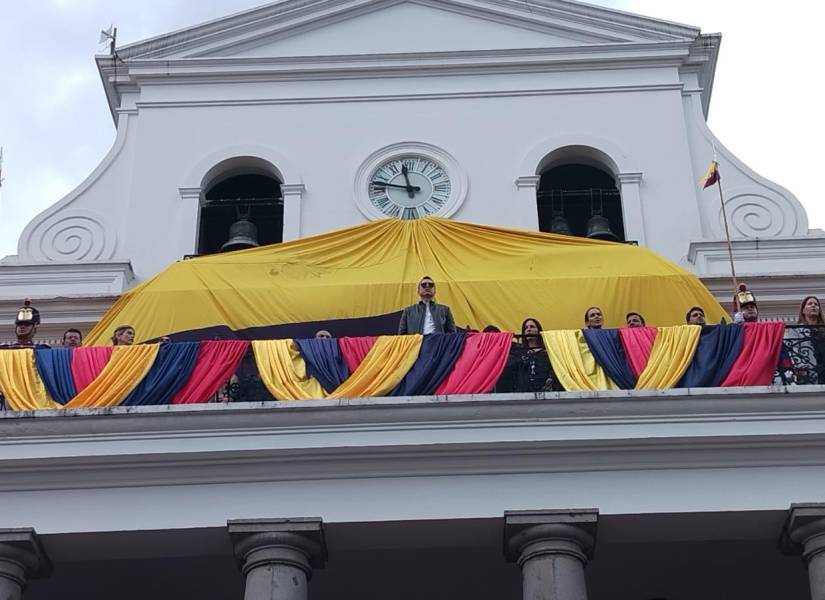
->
[[735, 283, 757, 308], [15, 299, 41, 326]]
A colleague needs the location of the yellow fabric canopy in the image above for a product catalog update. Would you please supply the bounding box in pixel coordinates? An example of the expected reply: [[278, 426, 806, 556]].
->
[[85, 217, 726, 345]]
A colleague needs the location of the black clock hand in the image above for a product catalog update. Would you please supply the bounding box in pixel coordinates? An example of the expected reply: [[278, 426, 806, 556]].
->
[[371, 181, 421, 191], [401, 164, 416, 199]]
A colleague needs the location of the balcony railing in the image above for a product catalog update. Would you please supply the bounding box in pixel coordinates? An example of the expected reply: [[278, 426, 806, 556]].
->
[[2, 324, 823, 411], [775, 324, 825, 385]]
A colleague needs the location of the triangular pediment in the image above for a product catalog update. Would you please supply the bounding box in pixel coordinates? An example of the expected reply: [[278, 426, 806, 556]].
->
[[118, 0, 701, 61]]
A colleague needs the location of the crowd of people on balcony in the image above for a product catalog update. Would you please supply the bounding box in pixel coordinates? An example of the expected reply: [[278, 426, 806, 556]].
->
[[1, 281, 823, 399]]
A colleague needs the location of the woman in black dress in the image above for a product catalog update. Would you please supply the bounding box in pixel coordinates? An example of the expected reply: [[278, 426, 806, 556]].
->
[[498, 318, 561, 392]]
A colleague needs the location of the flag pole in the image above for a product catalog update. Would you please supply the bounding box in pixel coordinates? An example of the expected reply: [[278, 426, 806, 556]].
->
[[712, 151, 740, 312]]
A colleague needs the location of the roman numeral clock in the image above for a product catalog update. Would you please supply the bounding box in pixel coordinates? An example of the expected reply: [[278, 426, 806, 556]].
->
[[354, 142, 468, 221]]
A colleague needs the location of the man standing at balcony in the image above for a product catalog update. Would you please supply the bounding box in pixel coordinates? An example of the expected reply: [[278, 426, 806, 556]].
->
[[398, 276, 457, 335]]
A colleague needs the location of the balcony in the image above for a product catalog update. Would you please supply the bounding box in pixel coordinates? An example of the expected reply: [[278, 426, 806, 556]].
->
[[1, 324, 824, 599], [1, 384, 825, 599]]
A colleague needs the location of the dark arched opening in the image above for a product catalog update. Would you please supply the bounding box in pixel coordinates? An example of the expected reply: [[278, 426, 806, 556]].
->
[[198, 173, 283, 255], [537, 164, 625, 241]]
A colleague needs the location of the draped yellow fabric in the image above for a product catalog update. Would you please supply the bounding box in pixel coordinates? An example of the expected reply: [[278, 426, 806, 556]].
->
[[252, 340, 326, 401], [329, 335, 423, 399], [0, 350, 61, 411], [84, 218, 727, 345], [635, 325, 702, 389], [542, 330, 619, 392], [64, 344, 160, 409]]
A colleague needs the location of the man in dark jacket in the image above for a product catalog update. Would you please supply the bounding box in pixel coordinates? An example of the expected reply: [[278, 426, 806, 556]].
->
[[398, 276, 457, 335]]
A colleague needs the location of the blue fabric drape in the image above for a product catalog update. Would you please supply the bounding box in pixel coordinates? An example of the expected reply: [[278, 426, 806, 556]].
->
[[294, 338, 350, 394], [122, 342, 201, 406], [34, 348, 77, 405], [582, 328, 636, 390], [391, 333, 465, 396], [677, 323, 744, 388]]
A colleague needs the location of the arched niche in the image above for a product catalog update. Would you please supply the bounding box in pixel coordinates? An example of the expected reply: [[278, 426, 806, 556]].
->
[[536, 146, 625, 242], [197, 156, 284, 255], [536, 146, 625, 241]]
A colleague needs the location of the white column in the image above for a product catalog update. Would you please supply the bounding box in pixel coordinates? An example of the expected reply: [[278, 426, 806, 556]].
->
[[617, 172, 646, 246], [505, 510, 598, 600], [0, 529, 51, 600], [515, 176, 541, 230], [781, 504, 825, 599], [178, 186, 203, 258], [229, 518, 326, 600], [281, 183, 307, 242]]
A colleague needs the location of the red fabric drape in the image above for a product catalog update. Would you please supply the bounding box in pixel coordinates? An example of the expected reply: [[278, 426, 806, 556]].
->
[[720, 321, 785, 386], [338, 336, 377, 373], [171, 340, 250, 404], [71, 346, 113, 392], [619, 327, 658, 379], [435, 332, 512, 395]]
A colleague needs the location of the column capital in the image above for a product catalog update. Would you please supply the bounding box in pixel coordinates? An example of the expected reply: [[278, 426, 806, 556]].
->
[[780, 503, 825, 560], [228, 518, 326, 574], [280, 183, 307, 197], [514, 175, 541, 190], [617, 172, 644, 185], [504, 509, 598, 563], [178, 186, 203, 200], [0, 528, 52, 581]]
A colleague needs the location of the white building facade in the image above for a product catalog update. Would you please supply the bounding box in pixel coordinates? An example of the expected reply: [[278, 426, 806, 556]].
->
[[1, 0, 823, 335], [2, 3, 825, 599]]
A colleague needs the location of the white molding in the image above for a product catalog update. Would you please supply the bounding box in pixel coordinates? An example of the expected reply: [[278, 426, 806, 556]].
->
[[180, 144, 303, 190], [519, 132, 638, 177], [688, 236, 825, 277], [617, 171, 645, 245], [2, 387, 825, 491], [281, 183, 307, 240], [0, 261, 134, 299], [514, 176, 540, 190], [114, 0, 699, 61], [353, 142, 469, 221], [134, 84, 685, 111]]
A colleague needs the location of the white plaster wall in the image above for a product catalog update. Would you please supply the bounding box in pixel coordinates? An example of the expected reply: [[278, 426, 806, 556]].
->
[[91, 64, 711, 280]]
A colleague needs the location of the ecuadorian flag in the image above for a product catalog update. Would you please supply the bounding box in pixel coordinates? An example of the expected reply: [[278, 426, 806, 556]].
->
[[700, 161, 720, 189]]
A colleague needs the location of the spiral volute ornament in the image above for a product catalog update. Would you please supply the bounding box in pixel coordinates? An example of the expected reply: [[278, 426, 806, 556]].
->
[[25, 211, 116, 262], [721, 192, 800, 239]]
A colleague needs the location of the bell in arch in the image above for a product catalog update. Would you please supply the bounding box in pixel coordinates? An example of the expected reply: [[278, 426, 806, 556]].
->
[[221, 210, 260, 252], [585, 214, 618, 241], [585, 190, 618, 241], [549, 215, 573, 236]]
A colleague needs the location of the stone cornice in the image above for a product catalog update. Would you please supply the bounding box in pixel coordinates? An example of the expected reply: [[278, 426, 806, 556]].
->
[[113, 0, 699, 61], [96, 1, 712, 121], [2, 387, 825, 493]]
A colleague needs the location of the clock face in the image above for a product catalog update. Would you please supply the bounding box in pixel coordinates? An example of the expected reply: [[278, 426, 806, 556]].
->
[[368, 155, 452, 220]]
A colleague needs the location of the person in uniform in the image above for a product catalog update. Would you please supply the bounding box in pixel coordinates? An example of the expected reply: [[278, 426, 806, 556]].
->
[[733, 284, 758, 323], [0, 299, 49, 349]]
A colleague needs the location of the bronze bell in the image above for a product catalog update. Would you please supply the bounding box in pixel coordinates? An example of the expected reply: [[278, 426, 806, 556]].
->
[[585, 214, 618, 241], [221, 217, 260, 252], [549, 215, 573, 236]]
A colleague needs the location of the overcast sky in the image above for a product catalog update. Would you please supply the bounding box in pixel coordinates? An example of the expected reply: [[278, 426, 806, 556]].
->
[[0, 0, 821, 260]]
